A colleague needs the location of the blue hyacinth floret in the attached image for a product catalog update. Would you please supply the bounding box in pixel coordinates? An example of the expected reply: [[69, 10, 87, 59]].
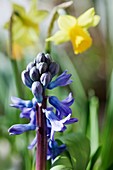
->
[[8, 52, 78, 160]]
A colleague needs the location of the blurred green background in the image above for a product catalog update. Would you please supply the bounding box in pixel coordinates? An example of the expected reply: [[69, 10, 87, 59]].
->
[[0, 0, 113, 170]]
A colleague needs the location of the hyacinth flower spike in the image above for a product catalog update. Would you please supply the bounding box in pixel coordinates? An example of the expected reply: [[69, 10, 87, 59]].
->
[[46, 8, 100, 54], [8, 52, 78, 170]]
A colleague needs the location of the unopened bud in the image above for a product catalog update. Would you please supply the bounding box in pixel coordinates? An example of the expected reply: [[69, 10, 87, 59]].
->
[[45, 53, 52, 65], [35, 53, 45, 63], [49, 62, 59, 77], [31, 81, 43, 103], [36, 62, 48, 74], [21, 70, 33, 88], [26, 62, 35, 71], [40, 72, 52, 87], [30, 66, 40, 81]]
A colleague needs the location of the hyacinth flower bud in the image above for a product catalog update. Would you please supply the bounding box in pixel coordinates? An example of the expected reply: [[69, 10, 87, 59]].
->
[[49, 62, 59, 77], [45, 53, 52, 65], [26, 62, 35, 71], [36, 62, 48, 74], [21, 70, 33, 88], [35, 52, 46, 63], [32, 81, 43, 103], [40, 72, 52, 87], [30, 66, 40, 81]]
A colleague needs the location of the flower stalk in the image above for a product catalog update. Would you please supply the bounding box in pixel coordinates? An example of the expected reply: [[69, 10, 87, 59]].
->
[[45, 9, 58, 54], [8, 52, 78, 169], [9, 12, 24, 98], [36, 97, 47, 170]]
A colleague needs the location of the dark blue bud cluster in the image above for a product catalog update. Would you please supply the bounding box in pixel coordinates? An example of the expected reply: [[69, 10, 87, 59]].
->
[[8, 52, 78, 160], [21, 53, 59, 103]]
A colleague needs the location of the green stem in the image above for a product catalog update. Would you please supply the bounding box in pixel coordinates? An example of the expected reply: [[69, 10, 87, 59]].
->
[[24, 134, 32, 170], [9, 12, 24, 98], [45, 9, 58, 54], [11, 59, 24, 97]]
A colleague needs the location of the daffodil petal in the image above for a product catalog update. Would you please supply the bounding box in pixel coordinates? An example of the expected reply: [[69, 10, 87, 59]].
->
[[46, 31, 70, 44], [58, 15, 77, 31], [92, 15, 100, 27], [13, 3, 25, 16], [69, 25, 92, 54], [78, 8, 100, 28]]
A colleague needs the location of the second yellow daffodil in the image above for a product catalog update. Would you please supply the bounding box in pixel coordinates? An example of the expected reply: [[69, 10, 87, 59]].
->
[[46, 8, 100, 54]]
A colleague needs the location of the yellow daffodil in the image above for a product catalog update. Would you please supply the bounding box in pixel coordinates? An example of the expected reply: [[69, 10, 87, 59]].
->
[[5, 0, 48, 47], [4, 0, 48, 60], [46, 8, 100, 54], [11, 1, 48, 46]]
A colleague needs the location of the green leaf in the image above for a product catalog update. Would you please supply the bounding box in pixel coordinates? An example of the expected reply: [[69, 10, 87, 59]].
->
[[101, 70, 113, 169], [52, 133, 90, 170], [87, 146, 101, 170], [52, 49, 88, 133], [106, 162, 113, 170], [89, 93, 99, 155], [51, 165, 72, 170], [51, 152, 73, 170]]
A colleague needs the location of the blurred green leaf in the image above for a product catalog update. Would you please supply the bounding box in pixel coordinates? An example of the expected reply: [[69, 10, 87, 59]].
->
[[106, 162, 113, 170], [51, 152, 73, 170], [87, 146, 101, 170], [101, 70, 113, 169], [52, 49, 88, 133], [55, 133, 90, 170], [89, 93, 99, 155]]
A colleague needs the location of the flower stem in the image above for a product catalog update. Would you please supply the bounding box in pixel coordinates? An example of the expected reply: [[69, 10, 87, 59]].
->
[[36, 97, 47, 170], [9, 12, 24, 98], [45, 9, 58, 54]]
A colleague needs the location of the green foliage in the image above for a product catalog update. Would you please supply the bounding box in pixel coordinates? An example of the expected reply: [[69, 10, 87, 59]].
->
[[89, 93, 99, 155], [100, 70, 113, 169], [51, 133, 90, 170], [51, 153, 73, 170], [52, 49, 88, 133], [87, 146, 101, 170]]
